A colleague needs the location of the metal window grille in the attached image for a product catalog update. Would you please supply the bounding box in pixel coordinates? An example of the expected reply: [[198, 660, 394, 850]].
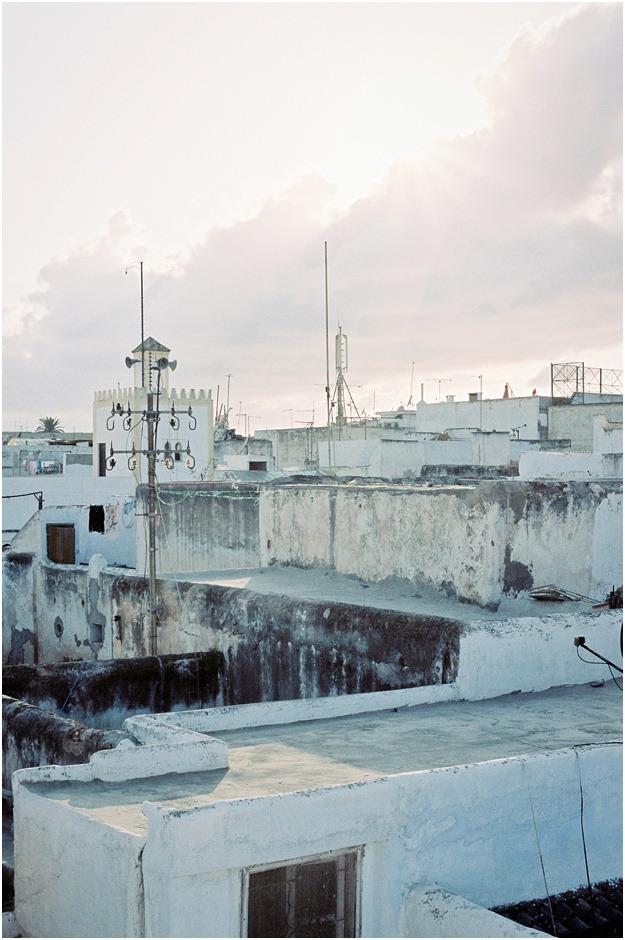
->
[[246, 851, 358, 938]]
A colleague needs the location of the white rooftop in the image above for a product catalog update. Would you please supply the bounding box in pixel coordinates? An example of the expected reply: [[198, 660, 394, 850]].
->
[[23, 682, 622, 836]]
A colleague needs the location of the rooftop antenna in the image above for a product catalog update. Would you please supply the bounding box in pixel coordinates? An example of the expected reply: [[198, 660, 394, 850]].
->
[[126, 261, 145, 387], [472, 374, 483, 433], [324, 242, 333, 469], [407, 361, 415, 407], [332, 324, 362, 438]]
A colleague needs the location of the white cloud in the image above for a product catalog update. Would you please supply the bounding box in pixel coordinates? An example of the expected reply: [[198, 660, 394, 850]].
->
[[3, 3, 621, 432]]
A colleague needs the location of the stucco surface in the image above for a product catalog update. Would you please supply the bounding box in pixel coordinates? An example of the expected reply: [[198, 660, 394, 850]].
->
[[23, 682, 621, 834]]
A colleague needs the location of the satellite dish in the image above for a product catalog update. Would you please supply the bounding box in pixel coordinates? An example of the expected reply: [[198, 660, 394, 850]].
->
[[125, 356, 140, 369]]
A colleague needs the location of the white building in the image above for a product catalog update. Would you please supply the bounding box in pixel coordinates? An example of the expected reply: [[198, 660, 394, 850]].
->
[[10, 679, 621, 938], [377, 394, 550, 440], [323, 429, 511, 477], [92, 337, 214, 483]]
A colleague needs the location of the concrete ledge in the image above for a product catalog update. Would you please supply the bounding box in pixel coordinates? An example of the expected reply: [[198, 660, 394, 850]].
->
[[400, 882, 550, 937], [88, 737, 229, 782], [123, 714, 220, 745], [151, 683, 461, 732]]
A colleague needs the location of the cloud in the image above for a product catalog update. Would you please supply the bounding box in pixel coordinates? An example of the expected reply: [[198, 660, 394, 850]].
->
[[3, 3, 621, 431]]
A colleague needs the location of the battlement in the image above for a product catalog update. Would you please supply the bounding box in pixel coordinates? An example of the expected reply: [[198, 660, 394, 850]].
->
[[94, 388, 212, 404]]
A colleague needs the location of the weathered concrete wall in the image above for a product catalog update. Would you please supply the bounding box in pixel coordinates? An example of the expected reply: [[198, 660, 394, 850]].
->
[[2, 696, 123, 792], [136, 483, 261, 574], [2, 475, 136, 541], [3, 652, 228, 730], [38, 498, 136, 566], [259, 482, 622, 607], [2, 553, 36, 665], [7, 585, 460, 723], [547, 402, 623, 451], [4, 553, 120, 665]]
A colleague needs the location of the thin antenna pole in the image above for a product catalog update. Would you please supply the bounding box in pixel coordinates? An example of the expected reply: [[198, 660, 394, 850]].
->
[[324, 242, 332, 469], [140, 261, 145, 387]]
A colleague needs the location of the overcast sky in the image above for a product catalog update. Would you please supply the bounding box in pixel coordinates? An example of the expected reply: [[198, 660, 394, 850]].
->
[[3, 1, 622, 433]]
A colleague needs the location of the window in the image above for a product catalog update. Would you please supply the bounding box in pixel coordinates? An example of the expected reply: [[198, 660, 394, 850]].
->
[[98, 442, 107, 477], [246, 850, 358, 938], [89, 505, 105, 533], [249, 460, 268, 471]]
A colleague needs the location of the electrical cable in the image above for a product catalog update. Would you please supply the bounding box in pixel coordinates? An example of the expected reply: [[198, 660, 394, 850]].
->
[[575, 752, 597, 935], [523, 763, 558, 938], [576, 648, 603, 666], [59, 661, 88, 714], [607, 663, 623, 691]]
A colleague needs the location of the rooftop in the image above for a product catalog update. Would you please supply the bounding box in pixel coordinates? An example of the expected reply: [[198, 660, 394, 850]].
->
[[23, 682, 622, 837], [158, 563, 604, 622]]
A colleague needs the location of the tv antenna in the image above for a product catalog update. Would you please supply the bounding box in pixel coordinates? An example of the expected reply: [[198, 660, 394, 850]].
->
[[125, 261, 145, 387]]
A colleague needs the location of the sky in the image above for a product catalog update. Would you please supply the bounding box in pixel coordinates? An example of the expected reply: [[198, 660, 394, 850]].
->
[[3, 1, 622, 434]]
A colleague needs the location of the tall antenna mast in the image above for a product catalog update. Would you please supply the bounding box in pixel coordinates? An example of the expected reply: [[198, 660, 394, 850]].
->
[[324, 242, 332, 469], [407, 361, 415, 406], [126, 260, 145, 387], [139, 261, 144, 387]]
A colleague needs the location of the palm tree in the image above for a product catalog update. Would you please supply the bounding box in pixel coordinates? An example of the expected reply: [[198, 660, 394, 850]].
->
[[36, 416, 64, 434]]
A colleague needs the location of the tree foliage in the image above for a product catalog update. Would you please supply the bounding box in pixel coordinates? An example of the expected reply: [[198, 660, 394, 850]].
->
[[36, 416, 64, 434]]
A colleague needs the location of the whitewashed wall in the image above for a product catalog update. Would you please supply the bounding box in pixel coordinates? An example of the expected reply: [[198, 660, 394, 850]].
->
[[93, 386, 214, 483], [519, 451, 605, 480], [325, 434, 511, 478], [2, 475, 136, 541], [547, 402, 623, 452], [383, 396, 547, 439], [13, 773, 145, 938], [593, 416, 623, 455], [259, 483, 623, 607], [12, 736, 621, 939], [137, 745, 625, 937], [38, 499, 136, 567]]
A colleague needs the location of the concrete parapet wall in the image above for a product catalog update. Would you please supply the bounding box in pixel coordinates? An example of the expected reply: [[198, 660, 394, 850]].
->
[[141, 743, 620, 938], [138, 483, 261, 574], [2, 695, 123, 792], [548, 402, 623, 452], [259, 482, 622, 608], [2, 651, 228, 729], [2, 588, 461, 723]]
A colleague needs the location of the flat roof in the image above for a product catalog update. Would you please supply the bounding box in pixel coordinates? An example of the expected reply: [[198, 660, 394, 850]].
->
[[156, 564, 602, 622], [25, 683, 622, 837]]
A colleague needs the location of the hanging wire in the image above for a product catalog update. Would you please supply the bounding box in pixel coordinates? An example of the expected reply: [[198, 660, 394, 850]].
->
[[575, 750, 597, 934], [59, 661, 88, 714], [522, 762, 558, 937], [607, 663, 623, 690]]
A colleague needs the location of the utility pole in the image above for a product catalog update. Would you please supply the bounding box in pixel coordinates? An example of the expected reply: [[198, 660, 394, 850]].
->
[[106, 359, 195, 656], [146, 389, 158, 655]]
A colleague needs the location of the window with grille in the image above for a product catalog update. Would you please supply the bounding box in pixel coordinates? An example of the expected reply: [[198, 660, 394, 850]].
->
[[246, 850, 358, 938]]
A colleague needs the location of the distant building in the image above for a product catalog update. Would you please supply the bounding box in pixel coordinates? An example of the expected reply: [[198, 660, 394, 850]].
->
[[92, 337, 214, 483]]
